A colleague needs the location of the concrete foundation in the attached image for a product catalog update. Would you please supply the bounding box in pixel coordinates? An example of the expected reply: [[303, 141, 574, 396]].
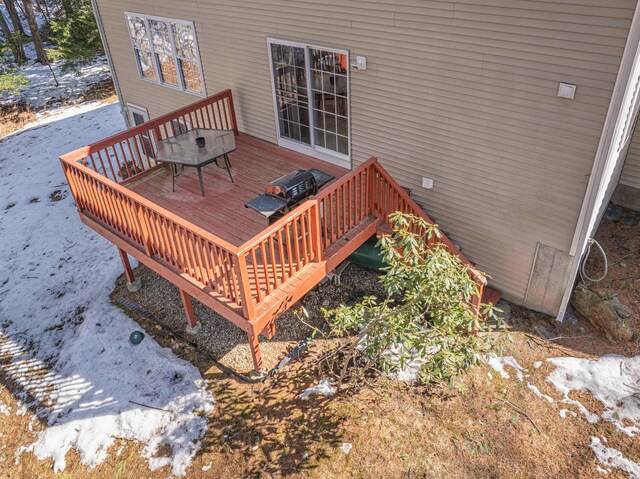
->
[[612, 183, 640, 212]]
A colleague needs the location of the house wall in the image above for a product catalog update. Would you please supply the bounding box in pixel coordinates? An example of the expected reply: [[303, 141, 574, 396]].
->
[[93, 0, 636, 314]]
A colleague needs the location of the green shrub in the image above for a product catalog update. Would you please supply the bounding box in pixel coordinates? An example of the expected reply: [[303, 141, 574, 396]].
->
[[0, 70, 29, 96], [320, 212, 503, 389]]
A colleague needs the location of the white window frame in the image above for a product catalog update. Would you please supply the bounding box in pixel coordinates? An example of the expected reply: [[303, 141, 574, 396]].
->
[[126, 102, 149, 126], [125, 12, 206, 97], [267, 38, 351, 169]]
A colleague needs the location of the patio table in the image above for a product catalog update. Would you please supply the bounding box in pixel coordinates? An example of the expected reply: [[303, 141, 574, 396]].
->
[[156, 128, 236, 196]]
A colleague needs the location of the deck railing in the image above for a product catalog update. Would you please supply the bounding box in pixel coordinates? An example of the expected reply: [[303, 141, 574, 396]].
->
[[61, 89, 485, 324]]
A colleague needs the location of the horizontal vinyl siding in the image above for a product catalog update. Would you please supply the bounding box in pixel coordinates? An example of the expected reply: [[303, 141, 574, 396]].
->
[[621, 125, 640, 189], [95, 0, 635, 302]]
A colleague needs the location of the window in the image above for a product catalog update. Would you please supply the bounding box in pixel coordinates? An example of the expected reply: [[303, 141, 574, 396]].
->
[[125, 13, 204, 95], [268, 39, 350, 167]]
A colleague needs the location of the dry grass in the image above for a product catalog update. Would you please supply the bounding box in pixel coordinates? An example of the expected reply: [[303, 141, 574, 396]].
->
[[0, 103, 36, 138], [2, 318, 637, 479], [0, 79, 117, 139]]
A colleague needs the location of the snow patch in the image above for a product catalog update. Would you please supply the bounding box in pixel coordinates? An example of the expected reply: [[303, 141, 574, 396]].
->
[[1, 57, 111, 110], [590, 437, 640, 479], [527, 383, 554, 403], [340, 442, 353, 454], [0, 102, 214, 476], [559, 409, 577, 419], [532, 361, 543, 369], [0, 401, 10, 415], [299, 378, 336, 399], [481, 354, 527, 381], [546, 356, 640, 435]]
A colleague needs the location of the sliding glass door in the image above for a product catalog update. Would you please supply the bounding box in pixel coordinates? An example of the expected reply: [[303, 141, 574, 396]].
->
[[269, 39, 350, 167]]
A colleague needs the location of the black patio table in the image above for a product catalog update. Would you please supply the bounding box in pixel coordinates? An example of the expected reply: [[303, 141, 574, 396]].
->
[[156, 128, 236, 196]]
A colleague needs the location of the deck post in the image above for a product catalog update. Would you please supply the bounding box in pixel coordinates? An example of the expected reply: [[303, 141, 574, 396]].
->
[[118, 248, 141, 292], [247, 332, 263, 372], [179, 289, 201, 333]]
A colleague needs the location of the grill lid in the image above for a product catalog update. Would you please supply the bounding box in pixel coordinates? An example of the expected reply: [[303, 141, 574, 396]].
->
[[266, 169, 318, 204]]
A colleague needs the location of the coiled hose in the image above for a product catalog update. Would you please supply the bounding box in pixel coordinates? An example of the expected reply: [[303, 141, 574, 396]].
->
[[579, 238, 608, 284]]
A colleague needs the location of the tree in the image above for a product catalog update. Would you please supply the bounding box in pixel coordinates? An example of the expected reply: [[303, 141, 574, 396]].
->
[[2, 0, 25, 36], [315, 212, 503, 390], [21, 0, 47, 63], [49, 1, 103, 71], [0, 1, 26, 62]]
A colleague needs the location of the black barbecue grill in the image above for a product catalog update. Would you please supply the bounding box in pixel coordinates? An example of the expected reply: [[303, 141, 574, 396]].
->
[[245, 168, 335, 224]]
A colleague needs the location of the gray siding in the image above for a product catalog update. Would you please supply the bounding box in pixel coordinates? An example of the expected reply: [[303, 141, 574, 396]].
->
[[622, 124, 640, 189], [94, 0, 636, 309]]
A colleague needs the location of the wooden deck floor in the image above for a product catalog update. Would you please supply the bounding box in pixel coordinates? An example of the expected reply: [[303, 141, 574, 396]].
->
[[127, 134, 348, 247]]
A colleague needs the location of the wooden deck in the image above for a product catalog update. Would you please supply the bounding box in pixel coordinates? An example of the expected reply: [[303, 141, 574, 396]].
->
[[59, 89, 492, 373], [127, 134, 348, 247]]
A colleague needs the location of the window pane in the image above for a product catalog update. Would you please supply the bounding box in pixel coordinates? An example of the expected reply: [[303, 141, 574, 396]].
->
[[127, 15, 150, 51], [337, 115, 348, 137], [337, 135, 349, 155], [137, 49, 157, 80], [150, 20, 172, 55], [180, 59, 202, 92], [171, 23, 196, 60], [314, 128, 325, 148], [325, 132, 337, 151], [157, 53, 179, 86]]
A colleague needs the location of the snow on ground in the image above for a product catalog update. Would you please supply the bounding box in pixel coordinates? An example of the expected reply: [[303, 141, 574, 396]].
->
[[0, 401, 10, 415], [591, 437, 640, 479], [546, 355, 640, 436], [1, 55, 111, 110], [480, 353, 527, 381], [0, 101, 214, 476], [299, 378, 336, 399]]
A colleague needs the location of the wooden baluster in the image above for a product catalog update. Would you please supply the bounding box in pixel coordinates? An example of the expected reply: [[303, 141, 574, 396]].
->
[[233, 254, 255, 319], [310, 201, 323, 262], [259, 241, 272, 295], [250, 248, 262, 302], [277, 229, 288, 282], [268, 236, 279, 288]]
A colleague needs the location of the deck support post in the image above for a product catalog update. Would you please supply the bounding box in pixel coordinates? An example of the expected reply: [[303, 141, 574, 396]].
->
[[180, 289, 201, 333], [248, 332, 263, 372], [118, 248, 141, 292]]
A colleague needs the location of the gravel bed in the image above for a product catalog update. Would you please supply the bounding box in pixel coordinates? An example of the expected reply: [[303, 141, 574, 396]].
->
[[112, 262, 385, 375]]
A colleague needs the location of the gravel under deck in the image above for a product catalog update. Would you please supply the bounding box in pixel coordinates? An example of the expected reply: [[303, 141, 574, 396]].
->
[[111, 262, 386, 375]]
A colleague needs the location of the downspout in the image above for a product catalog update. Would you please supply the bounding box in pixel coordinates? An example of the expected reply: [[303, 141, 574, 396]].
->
[[556, 2, 640, 321], [91, 0, 128, 126]]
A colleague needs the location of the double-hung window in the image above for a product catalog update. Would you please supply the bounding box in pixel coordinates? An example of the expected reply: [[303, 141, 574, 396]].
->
[[125, 13, 205, 95], [268, 39, 350, 168]]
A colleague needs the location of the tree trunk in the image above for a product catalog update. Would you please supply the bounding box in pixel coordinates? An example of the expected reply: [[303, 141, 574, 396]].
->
[[21, 0, 47, 64], [0, 3, 26, 62], [2, 0, 25, 35]]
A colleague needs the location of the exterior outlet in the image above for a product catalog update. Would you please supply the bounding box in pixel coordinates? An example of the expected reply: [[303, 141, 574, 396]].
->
[[421, 177, 434, 189], [557, 82, 577, 99]]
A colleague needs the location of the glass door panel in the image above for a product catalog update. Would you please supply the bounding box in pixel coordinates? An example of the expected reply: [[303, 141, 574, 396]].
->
[[310, 49, 349, 155], [270, 44, 310, 145]]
